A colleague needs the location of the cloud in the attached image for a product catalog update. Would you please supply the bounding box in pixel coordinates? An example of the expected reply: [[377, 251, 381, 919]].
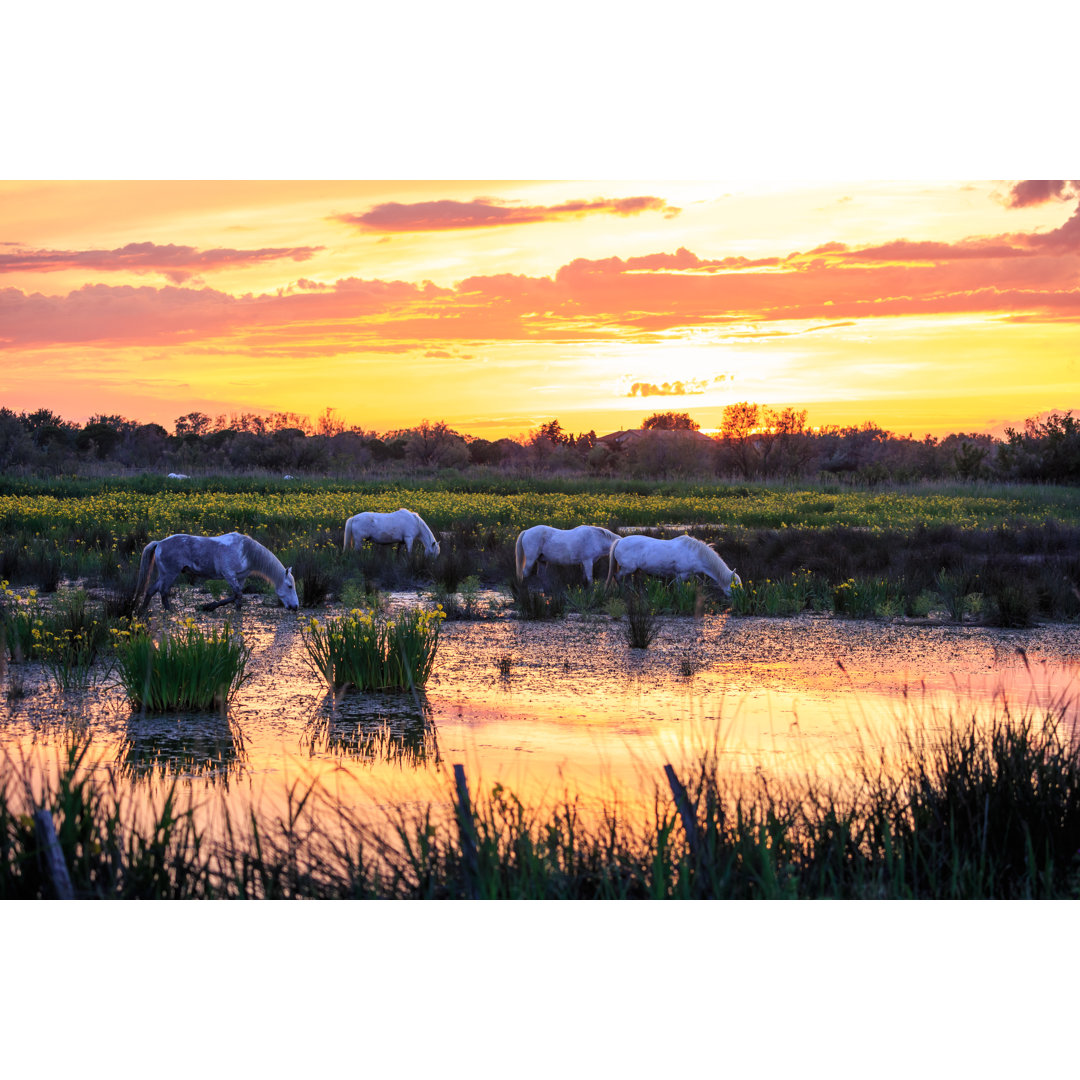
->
[[332, 196, 680, 232], [0, 241, 323, 283], [5, 199, 1080, 359], [627, 380, 707, 397], [1006, 180, 1080, 208]]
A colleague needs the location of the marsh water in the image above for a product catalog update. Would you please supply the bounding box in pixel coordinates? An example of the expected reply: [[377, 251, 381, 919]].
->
[[3, 589, 1080, 838]]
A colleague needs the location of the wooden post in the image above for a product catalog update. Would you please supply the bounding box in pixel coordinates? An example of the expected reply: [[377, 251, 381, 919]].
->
[[453, 764, 480, 900], [33, 810, 74, 900], [664, 764, 701, 865]]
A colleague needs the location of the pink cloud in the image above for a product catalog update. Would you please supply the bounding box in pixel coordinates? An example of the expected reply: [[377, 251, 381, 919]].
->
[[332, 196, 680, 232], [1006, 180, 1080, 208], [0, 241, 323, 283], [5, 199, 1080, 356]]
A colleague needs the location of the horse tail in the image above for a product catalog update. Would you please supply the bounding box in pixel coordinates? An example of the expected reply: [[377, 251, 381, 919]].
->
[[605, 538, 620, 590], [134, 540, 159, 606], [343, 519, 353, 551], [514, 531, 526, 581]]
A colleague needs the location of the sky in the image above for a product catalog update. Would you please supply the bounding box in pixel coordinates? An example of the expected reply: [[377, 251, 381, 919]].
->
[[2, 177, 1078, 441]]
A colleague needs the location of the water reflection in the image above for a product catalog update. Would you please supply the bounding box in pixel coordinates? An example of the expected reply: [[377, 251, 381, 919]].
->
[[119, 711, 248, 786], [302, 690, 441, 769]]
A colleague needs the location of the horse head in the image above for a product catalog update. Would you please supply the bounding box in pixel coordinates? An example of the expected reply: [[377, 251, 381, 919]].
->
[[277, 568, 300, 609]]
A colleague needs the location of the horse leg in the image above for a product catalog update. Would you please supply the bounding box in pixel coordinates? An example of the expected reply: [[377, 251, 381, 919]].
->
[[582, 560, 594, 586], [154, 569, 179, 611], [199, 574, 243, 612]]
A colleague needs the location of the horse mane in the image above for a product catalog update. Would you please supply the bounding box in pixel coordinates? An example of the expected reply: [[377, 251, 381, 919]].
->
[[408, 510, 435, 543], [240, 534, 287, 584], [680, 535, 733, 581]]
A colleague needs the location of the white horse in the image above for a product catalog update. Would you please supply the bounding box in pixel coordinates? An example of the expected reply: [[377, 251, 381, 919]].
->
[[515, 524, 622, 586], [134, 532, 299, 611], [343, 508, 441, 558], [606, 534, 741, 596]]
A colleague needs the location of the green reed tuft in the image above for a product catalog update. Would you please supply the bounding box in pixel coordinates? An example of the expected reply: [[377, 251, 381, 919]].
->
[[116, 619, 251, 712], [303, 607, 445, 692]]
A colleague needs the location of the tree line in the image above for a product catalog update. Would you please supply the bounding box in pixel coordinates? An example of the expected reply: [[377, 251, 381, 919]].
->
[[0, 403, 1077, 485]]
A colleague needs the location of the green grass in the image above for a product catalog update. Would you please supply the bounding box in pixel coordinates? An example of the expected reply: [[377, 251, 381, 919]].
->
[[728, 569, 823, 616], [2, 588, 113, 689]]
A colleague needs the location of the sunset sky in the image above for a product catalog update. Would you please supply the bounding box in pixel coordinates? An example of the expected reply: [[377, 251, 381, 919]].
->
[[2, 178, 1078, 441]]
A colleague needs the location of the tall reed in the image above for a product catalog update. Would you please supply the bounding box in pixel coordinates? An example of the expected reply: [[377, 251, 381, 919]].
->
[[3, 703, 1080, 899], [303, 607, 445, 692], [116, 619, 251, 711]]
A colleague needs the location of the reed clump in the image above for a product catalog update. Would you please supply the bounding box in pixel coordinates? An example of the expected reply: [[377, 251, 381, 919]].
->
[[303, 607, 445, 692], [116, 619, 251, 711]]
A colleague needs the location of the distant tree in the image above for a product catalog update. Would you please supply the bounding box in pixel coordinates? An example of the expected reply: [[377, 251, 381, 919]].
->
[[77, 415, 132, 459], [316, 407, 346, 437], [121, 423, 170, 468], [467, 438, 500, 466], [719, 401, 760, 478], [531, 419, 573, 446], [757, 406, 808, 477], [405, 420, 470, 469], [174, 411, 212, 438], [953, 440, 990, 482], [21, 407, 75, 450], [641, 411, 700, 431], [266, 411, 313, 435], [0, 408, 34, 469], [998, 410, 1080, 483]]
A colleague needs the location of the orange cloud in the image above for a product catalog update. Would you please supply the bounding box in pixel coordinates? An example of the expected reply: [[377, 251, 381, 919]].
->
[[627, 380, 707, 397], [5, 194, 1080, 356], [332, 196, 679, 232], [0, 241, 323, 283]]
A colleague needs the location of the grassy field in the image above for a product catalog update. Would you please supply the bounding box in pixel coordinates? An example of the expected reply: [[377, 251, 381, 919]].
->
[[1, 474, 1079, 625], [3, 474, 1080, 536]]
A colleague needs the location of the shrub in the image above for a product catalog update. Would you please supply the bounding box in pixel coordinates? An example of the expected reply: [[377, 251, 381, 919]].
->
[[508, 579, 567, 620], [622, 587, 660, 649], [832, 577, 896, 618], [729, 569, 818, 617], [934, 566, 979, 623], [291, 547, 343, 608]]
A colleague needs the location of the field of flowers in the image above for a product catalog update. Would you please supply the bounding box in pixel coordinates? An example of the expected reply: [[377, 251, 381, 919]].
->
[[2, 478, 1079, 544]]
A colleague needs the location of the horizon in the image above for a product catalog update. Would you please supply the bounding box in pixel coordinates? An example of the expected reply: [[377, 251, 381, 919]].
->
[[2, 179, 1079, 442]]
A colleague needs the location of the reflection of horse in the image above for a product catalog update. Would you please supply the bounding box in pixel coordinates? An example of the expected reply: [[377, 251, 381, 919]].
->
[[119, 713, 248, 787], [135, 532, 299, 611], [515, 525, 621, 586], [606, 534, 742, 595], [343, 509, 441, 558]]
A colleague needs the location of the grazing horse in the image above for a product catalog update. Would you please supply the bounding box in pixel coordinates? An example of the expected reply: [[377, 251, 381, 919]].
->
[[606, 534, 741, 596], [342, 508, 441, 558], [134, 532, 299, 611], [515, 524, 622, 586]]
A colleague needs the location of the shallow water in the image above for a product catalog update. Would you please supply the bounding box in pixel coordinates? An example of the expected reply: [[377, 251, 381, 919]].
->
[[3, 591, 1079, 837]]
